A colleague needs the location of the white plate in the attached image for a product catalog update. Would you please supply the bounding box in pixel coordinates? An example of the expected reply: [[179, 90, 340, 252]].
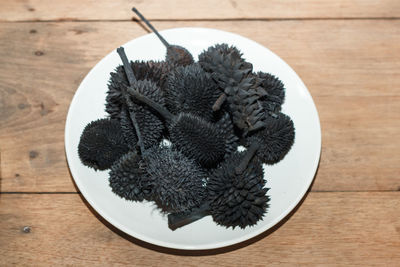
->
[[65, 27, 321, 250]]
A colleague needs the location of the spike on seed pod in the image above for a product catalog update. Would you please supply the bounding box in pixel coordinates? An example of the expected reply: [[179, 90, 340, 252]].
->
[[129, 88, 230, 168], [109, 151, 152, 201], [165, 64, 220, 121], [78, 118, 129, 170], [237, 113, 295, 172], [168, 151, 270, 230], [146, 146, 207, 213], [132, 8, 194, 66]]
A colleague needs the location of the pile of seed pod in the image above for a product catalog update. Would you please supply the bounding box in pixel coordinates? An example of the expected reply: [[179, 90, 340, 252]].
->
[[77, 8, 295, 230]]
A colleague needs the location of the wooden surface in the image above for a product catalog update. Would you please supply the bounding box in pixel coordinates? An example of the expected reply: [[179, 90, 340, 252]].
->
[[0, 1, 399, 265]]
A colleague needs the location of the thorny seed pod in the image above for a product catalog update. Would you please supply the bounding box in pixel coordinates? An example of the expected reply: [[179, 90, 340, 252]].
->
[[105, 60, 170, 120], [132, 8, 194, 67], [109, 151, 152, 201], [146, 145, 207, 213], [78, 118, 129, 170], [129, 89, 234, 168], [198, 43, 253, 110], [168, 151, 269, 230], [237, 113, 295, 172], [165, 64, 220, 121], [256, 71, 285, 113], [114, 47, 166, 149]]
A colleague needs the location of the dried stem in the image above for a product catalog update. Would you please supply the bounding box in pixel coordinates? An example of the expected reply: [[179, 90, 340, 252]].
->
[[128, 88, 174, 122], [168, 202, 211, 231], [116, 47, 145, 154], [212, 93, 227, 111], [235, 142, 259, 174], [132, 7, 170, 48]]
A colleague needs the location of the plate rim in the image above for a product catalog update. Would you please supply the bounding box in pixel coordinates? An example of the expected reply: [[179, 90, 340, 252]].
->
[[65, 26, 322, 250]]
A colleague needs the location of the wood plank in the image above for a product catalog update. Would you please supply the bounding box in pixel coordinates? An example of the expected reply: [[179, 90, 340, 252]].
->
[[0, 20, 399, 192], [1, 0, 400, 21], [0, 193, 399, 265]]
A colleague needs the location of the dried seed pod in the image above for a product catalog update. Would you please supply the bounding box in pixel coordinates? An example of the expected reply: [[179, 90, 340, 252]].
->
[[78, 118, 129, 170], [129, 89, 232, 168], [208, 152, 269, 229], [115, 47, 166, 150], [198, 43, 253, 110], [165, 64, 219, 121], [109, 151, 152, 201], [146, 146, 207, 213], [105, 60, 170, 120], [168, 151, 270, 230], [256, 71, 285, 113], [132, 8, 194, 66], [237, 113, 295, 172], [198, 43, 268, 133]]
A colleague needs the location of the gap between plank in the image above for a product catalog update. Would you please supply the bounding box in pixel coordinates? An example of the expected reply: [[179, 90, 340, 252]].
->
[[1, 17, 400, 23]]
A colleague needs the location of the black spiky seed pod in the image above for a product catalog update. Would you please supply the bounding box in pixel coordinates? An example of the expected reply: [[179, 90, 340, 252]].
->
[[127, 80, 165, 149], [244, 112, 295, 165], [198, 43, 252, 71], [167, 150, 269, 230], [146, 146, 207, 213], [165, 64, 219, 121], [256, 72, 285, 113], [169, 113, 227, 168], [208, 152, 269, 229], [109, 151, 153, 201], [78, 118, 129, 170], [105, 61, 171, 120], [132, 8, 194, 67]]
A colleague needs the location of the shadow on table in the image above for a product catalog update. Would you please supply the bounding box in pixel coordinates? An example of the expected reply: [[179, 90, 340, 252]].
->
[[68, 158, 320, 256]]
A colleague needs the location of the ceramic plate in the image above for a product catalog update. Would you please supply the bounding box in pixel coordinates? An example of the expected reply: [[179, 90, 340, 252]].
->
[[65, 27, 321, 250]]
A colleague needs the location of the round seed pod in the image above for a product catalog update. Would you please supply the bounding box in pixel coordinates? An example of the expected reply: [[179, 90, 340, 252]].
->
[[165, 64, 219, 121], [169, 113, 227, 168], [245, 112, 295, 164], [109, 151, 153, 201], [105, 61, 171, 120], [127, 80, 166, 149], [78, 118, 129, 170], [146, 146, 207, 213], [207, 151, 269, 229], [256, 71, 285, 113], [166, 45, 194, 67]]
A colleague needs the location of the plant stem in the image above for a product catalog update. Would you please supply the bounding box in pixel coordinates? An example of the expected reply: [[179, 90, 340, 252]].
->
[[168, 202, 211, 231], [132, 7, 170, 48], [235, 142, 259, 174], [212, 93, 227, 111], [116, 47, 145, 154], [128, 88, 174, 122]]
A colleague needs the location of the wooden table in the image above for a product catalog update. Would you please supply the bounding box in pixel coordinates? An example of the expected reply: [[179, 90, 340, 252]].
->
[[1, 1, 399, 265]]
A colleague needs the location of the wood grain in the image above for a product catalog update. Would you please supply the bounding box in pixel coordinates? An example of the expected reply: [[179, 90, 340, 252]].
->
[[0, 193, 399, 265], [1, 0, 400, 22], [1, 20, 399, 192]]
